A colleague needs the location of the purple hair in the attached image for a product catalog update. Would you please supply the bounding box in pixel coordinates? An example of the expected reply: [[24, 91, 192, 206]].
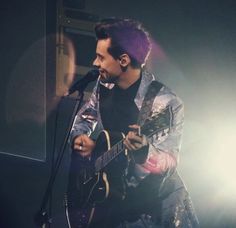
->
[[95, 18, 151, 68]]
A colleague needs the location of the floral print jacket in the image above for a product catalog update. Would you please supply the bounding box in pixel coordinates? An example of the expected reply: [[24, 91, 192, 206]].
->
[[70, 69, 184, 192]]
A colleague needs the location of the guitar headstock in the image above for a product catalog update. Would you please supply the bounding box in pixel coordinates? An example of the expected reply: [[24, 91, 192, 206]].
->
[[140, 106, 172, 139]]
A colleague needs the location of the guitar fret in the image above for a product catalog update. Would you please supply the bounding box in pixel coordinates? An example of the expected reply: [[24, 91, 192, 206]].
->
[[107, 149, 112, 163], [117, 141, 123, 154], [95, 157, 102, 172], [111, 146, 116, 160], [95, 140, 124, 171], [103, 152, 108, 167]]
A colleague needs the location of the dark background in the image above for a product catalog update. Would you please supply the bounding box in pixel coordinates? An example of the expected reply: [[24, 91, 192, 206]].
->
[[0, 0, 235, 227]]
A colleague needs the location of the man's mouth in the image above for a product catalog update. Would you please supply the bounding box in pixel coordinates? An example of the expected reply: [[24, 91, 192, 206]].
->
[[99, 70, 106, 78], [99, 69, 105, 74]]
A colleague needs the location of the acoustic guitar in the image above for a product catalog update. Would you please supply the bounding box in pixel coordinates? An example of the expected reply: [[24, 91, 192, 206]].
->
[[66, 106, 172, 228]]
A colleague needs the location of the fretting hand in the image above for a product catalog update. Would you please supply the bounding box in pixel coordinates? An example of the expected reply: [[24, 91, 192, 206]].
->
[[123, 124, 148, 151]]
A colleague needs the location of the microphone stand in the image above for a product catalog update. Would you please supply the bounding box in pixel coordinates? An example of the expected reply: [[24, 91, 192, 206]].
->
[[34, 90, 85, 228]]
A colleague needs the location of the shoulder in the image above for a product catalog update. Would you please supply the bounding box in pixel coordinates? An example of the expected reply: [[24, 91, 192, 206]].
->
[[138, 69, 183, 109], [151, 78, 184, 114]]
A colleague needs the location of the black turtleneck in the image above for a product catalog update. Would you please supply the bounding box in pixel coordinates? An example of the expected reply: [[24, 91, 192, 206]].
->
[[99, 76, 141, 135]]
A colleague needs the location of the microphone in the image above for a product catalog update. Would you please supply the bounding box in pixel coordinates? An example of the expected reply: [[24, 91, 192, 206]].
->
[[66, 68, 100, 95]]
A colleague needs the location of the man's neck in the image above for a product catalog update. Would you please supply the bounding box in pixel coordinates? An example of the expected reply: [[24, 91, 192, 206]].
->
[[116, 67, 141, 90]]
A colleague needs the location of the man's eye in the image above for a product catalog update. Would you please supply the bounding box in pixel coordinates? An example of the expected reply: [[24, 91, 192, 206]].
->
[[98, 55, 104, 61]]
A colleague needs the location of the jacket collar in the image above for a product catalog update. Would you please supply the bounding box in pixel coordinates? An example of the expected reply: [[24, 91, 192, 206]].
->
[[98, 69, 155, 110], [134, 69, 155, 110]]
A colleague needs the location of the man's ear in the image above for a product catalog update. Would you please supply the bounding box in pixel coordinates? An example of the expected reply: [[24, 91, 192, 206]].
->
[[119, 54, 131, 67]]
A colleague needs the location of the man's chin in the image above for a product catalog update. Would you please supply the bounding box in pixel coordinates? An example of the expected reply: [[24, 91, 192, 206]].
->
[[100, 75, 108, 83], [99, 72, 107, 80], [100, 75, 115, 84]]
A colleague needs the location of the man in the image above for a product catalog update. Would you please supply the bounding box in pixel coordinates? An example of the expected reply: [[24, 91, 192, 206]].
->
[[67, 18, 199, 228]]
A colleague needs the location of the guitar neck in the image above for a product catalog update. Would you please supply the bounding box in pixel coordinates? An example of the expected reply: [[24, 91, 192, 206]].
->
[[95, 139, 125, 172]]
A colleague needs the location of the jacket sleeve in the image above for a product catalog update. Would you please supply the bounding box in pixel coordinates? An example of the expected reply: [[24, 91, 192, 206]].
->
[[132, 89, 184, 182], [69, 81, 100, 145]]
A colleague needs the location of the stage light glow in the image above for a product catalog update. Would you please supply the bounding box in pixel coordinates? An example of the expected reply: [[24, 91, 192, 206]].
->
[[212, 132, 236, 193], [202, 121, 236, 202]]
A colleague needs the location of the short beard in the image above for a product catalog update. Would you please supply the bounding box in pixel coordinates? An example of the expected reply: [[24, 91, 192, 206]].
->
[[100, 74, 119, 84]]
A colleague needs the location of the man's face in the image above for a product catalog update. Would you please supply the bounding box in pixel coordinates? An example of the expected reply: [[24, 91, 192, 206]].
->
[[93, 38, 122, 83]]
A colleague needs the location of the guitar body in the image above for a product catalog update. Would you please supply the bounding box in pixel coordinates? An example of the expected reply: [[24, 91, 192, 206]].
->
[[67, 130, 127, 228]]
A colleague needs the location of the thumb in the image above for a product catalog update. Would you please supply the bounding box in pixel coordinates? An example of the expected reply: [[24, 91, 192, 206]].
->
[[128, 124, 141, 135]]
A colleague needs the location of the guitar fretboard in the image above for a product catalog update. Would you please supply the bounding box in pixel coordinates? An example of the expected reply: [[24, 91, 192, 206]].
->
[[95, 139, 125, 172]]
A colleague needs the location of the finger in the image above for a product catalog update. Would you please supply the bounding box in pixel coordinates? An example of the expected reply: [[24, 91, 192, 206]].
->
[[129, 134, 143, 144], [81, 135, 94, 146], [126, 132, 145, 150], [124, 138, 137, 151], [133, 141, 143, 148], [124, 141, 135, 151], [127, 131, 143, 144], [128, 125, 141, 135], [128, 124, 139, 129], [74, 137, 83, 146], [74, 144, 90, 153], [74, 144, 83, 151]]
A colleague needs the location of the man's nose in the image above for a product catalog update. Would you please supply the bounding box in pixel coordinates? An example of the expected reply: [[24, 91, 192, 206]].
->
[[93, 58, 100, 68]]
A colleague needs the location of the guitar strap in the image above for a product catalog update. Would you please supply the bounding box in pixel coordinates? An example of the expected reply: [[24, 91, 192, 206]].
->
[[137, 80, 163, 126]]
